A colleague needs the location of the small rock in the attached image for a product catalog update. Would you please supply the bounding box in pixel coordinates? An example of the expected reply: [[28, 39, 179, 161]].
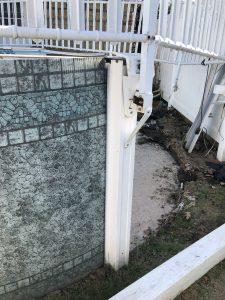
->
[[211, 185, 216, 189]]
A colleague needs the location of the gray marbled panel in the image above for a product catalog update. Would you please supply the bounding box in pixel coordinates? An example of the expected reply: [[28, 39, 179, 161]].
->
[[0, 128, 105, 285], [0, 86, 106, 130], [0, 57, 107, 299], [0, 58, 106, 96]]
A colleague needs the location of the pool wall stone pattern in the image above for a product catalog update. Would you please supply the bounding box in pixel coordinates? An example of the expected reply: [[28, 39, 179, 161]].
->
[[0, 57, 107, 300]]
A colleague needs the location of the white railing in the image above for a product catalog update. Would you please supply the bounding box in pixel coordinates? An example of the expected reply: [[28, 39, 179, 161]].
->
[[1, 0, 225, 64], [157, 0, 225, 65], [0, 0, 29, 45], [41, 0, 144, 53], [1, 0, 143, 54]]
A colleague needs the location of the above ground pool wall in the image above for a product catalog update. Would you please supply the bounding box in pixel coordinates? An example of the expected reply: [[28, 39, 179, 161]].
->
[[0, 57, 107, 300]]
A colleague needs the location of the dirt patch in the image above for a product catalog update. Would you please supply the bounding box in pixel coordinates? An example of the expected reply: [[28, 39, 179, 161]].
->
[[131, 138, 179, 249]]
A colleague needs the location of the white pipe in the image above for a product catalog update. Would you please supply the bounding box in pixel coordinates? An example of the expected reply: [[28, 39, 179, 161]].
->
[[155, 58, 225, 65], [155, 35, 225, 62], [0, 53, 106, 59], [0, 27, 224, 63], [0, 26, 149, 43]]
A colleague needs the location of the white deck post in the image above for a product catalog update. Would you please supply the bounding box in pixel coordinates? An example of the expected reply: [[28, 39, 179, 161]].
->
[[26, 0, 44, 45], [69, 0, 85, 31], [26, 0, 44, 28], [105, 59, 137, 270], [107, 0, 122, 33], [107, 0, 122, 51], [139, 0, 158, 113]]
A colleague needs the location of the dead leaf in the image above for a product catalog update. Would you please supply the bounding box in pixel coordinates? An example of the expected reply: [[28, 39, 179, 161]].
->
[[185, 211, 191, 220]]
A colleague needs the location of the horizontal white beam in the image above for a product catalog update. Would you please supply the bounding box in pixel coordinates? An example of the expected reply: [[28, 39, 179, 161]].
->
[[0, 26, 148, 43], [110, 224, 225, 300], [156, 35, 225, 62]]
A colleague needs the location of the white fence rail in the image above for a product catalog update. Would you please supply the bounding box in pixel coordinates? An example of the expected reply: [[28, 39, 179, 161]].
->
[[0, 0, 225, 64], [0, 0, 29, 45], [0, 0, 144, 53], [157, 0, 225, 65]]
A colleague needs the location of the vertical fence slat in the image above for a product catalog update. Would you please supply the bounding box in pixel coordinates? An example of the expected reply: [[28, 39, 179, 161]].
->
[[129, 1, 138, 53], [190, 0, 199, 47], [209, 0, 221, 53], [13, 0, 18, 44], [92, 0, 96, 50], [202, 0, 212, 50], [214, 0, 224, 54], [86, 0, 89, 49], [158, 0, 168, 38], [123, 2, 131, 52], [134, 2, 143, 53], [21, 1, 27, 45], [193, 0, 202, 48], [168, 0, 178, 41], [219, 1, 225, 54], [49, 0, 53, 46], [186, 1, 196, 63], [7, 1, 12, 44], [107, 0, 122, 53], [1, 1, 6, 45], [180, 0, 188, 44], [99, 1, 103, 50], [55, 1, 59, 47], [61, 1, 65, 48], [118, 1, 124, 53], [199, 0, 209, 48]]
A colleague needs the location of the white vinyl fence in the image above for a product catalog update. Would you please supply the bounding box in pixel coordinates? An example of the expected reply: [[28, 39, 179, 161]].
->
[[0, 0, 144, 54], [157, 0, 225, 65], [1, 0, 225, 62]]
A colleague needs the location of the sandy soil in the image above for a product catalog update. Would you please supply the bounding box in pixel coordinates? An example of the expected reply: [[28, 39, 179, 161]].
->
[[130, 134, 179, 249]]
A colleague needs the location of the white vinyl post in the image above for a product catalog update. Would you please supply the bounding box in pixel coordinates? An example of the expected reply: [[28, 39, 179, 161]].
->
[[107, 0, 122, 33], [69, 0, 85, 31], [105, 60, 137, 270], [107, 0, 122, 51], [69, 0, 85, 47], [26, 0, 44, 44], [139, 0, 158, 113], [26, 0, 44, 28]]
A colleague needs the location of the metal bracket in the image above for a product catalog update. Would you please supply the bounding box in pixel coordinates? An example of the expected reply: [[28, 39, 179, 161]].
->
[[122, 54, 154, 146], [125, 106, 152, 148], [123, 74, 141, 117], [122, 56, 141, 117]]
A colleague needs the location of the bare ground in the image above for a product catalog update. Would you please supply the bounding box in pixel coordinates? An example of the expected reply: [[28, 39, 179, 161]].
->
[[131, 138, 179, 249]]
